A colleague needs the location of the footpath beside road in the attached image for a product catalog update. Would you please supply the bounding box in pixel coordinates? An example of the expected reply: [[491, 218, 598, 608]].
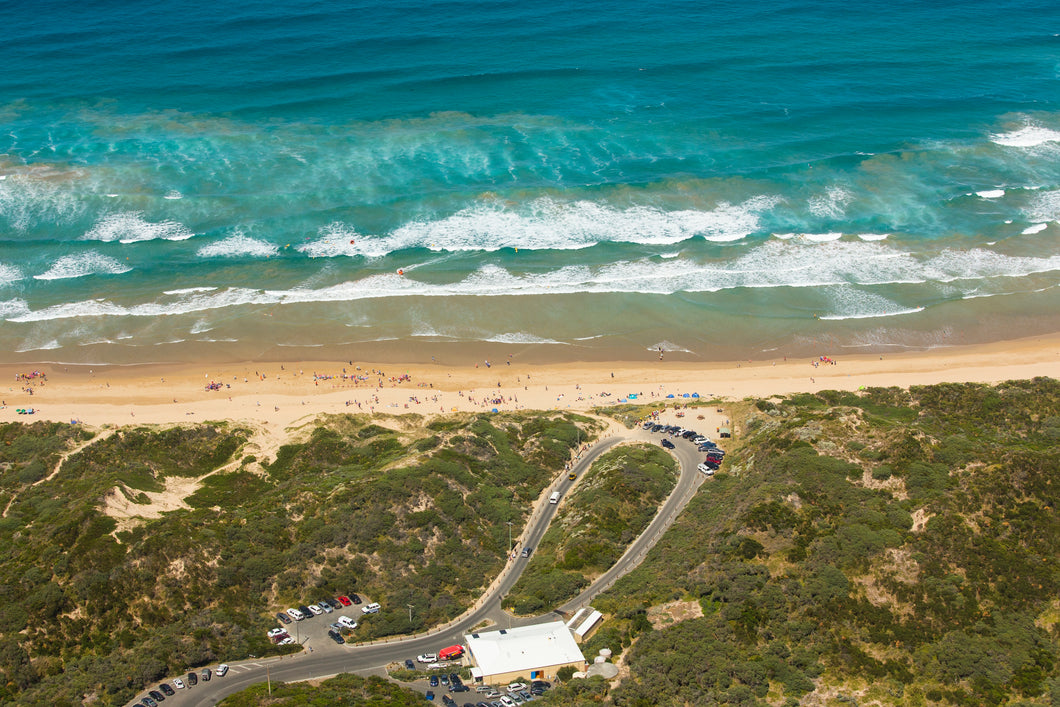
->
[[146, 422, 709, 707]]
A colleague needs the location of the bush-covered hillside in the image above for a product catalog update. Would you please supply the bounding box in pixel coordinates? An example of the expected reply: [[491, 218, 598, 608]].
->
[[218, 673, 424, 706], [505, 443, 678, 614], [0, 412, 597, 706], [564, 378, 1060, 706]]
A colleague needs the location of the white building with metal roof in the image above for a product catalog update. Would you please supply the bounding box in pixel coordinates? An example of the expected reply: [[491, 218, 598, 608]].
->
[[465, 620, 587, 685]]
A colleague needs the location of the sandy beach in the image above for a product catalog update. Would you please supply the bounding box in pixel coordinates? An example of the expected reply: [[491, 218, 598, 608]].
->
[[3, 333, 1059, 431]]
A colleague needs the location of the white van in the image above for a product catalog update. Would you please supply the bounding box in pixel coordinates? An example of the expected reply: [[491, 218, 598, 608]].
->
[[549, 491, 561, 504], [361, 602, 381, 614], [286, 607, 306, 621]]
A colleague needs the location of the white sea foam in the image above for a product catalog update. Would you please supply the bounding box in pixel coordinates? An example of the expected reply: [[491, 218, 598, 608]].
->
[[485, 332, 566, 345], [297, 223, 366, 258], [1022, 223, 1049, 234], [799, 232, 843, 242], [15, 339, 62, 352], [196, 233, 279, 258], [808, 185, 852, 219], [163, 287, 217, 295], [648, 340, 693, 354], [190, 319, 213, 334], [856, 233, 889, 241], [0, 299, 30, 319], [164, 190, 183, 200], [1026, 189, 1060, 222], [83, 211, 194, 243], [34, 252, 132, 280], [0, 262, 23, 283], [10, 240, 1060, 323], [991, 124, 1060, 147], [976, 189, 1005, 199]]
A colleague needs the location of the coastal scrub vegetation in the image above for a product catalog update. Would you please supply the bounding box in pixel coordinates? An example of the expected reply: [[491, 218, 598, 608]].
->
[[218, 673, 424, 705], [504, 443, 678, 614], [0, 412, 597, 705], [547, 377, 1060, 706]]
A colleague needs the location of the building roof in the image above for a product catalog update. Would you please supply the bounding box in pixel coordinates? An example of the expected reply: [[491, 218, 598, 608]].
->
[[574, 609, 602, 638], [465, 621, 585, 676]]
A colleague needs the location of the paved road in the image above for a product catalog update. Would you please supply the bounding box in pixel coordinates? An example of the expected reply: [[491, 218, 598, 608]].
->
[[131, 425, 710, 707]]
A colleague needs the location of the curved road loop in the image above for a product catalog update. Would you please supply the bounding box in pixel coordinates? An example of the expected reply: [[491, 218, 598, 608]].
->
[[147, 425, 708, 706]]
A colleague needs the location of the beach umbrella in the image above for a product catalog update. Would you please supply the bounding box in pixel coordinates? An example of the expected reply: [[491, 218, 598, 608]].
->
[[691, 393, 700, 398], [666, 394, 675, 398], [491, 408, 499, 413], [682, 393, 690, 398]]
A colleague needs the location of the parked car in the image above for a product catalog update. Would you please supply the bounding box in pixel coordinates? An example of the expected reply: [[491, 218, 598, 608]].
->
[[326, 598, 343, 610], [338, 595, 352, 606], [173, 678, 186, 690], [443, 695, 456, 706], [660, 438, 674, 449], [299, 604, 315, 617], [430, 675, 440, 687], [141, 697, 158, 707], [201, 667, 211, 681], [697, 463, 715, 475], [287, 607, 305, 621], [426, 690, 435, 701], [149, 689, 165, 701], [318, 601, 334, 613], [361, 602, 381, 614], [276, 611, 292, 624], [160, 683, 175, 696], [216, 664, 229, 677], [267, 627, 288, 638], [338, 615, 358, 628], [418, 653, 438, 663], [327, 629, 345, 644], [349, 592, 362, 604], [405, 659, 416, 670], [187, 671, 198, 686], [440, 674, 449, 685], [506, 683, 527, 693], [307, 604, 324, 616]]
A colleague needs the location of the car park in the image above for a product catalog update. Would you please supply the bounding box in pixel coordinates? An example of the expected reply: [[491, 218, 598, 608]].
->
[[338, 595, 352, 606], [160, 682, 176, 696], [287, 607, 305, 621], [187, 671, 198, 686], [201, 667, 211, 681], [216, 664, 229, 677], [174, 678, 186, 689], [362, 602, 381, 614], [418, 653, 438, 663], [660, 438, 674, 449]]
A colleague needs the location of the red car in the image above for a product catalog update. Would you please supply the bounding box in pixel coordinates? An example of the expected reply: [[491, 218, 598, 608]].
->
[[338, 595, 352, 606]]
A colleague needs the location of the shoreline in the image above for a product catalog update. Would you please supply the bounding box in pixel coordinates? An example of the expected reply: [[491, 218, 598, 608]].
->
[[3, 332, 1060, 431]]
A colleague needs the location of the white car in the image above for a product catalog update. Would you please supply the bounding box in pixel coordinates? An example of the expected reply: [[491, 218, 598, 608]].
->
[[507, 682, 527, 693], [174, 678, 186, 689], [267, 627, 287, 638], [500, 697, 516, 707], [361, 602, 381, 614], [216, 664, 229, 677], [286, 608, 305, 621], [417, 653, 438, 663], [307, 604, 324, 616], [697, 463, 715, 476], [279, 637, 296, 645], [338, 615, 358, 629]]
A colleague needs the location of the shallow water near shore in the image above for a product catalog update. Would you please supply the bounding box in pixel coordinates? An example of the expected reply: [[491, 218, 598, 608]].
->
[[2, 1, 1060, 364]]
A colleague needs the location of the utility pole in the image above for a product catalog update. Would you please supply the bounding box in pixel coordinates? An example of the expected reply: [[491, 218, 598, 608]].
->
[[267, 663, 271, 696], [407, 604, 414, 623], [506, 521, 513, 555]]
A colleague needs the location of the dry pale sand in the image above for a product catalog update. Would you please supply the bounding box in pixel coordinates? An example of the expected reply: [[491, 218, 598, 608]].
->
[[3, 333, 1059, 431]]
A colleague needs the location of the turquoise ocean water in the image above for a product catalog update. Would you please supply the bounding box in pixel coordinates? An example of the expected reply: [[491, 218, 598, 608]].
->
[[2, 0, 1060, 364]]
